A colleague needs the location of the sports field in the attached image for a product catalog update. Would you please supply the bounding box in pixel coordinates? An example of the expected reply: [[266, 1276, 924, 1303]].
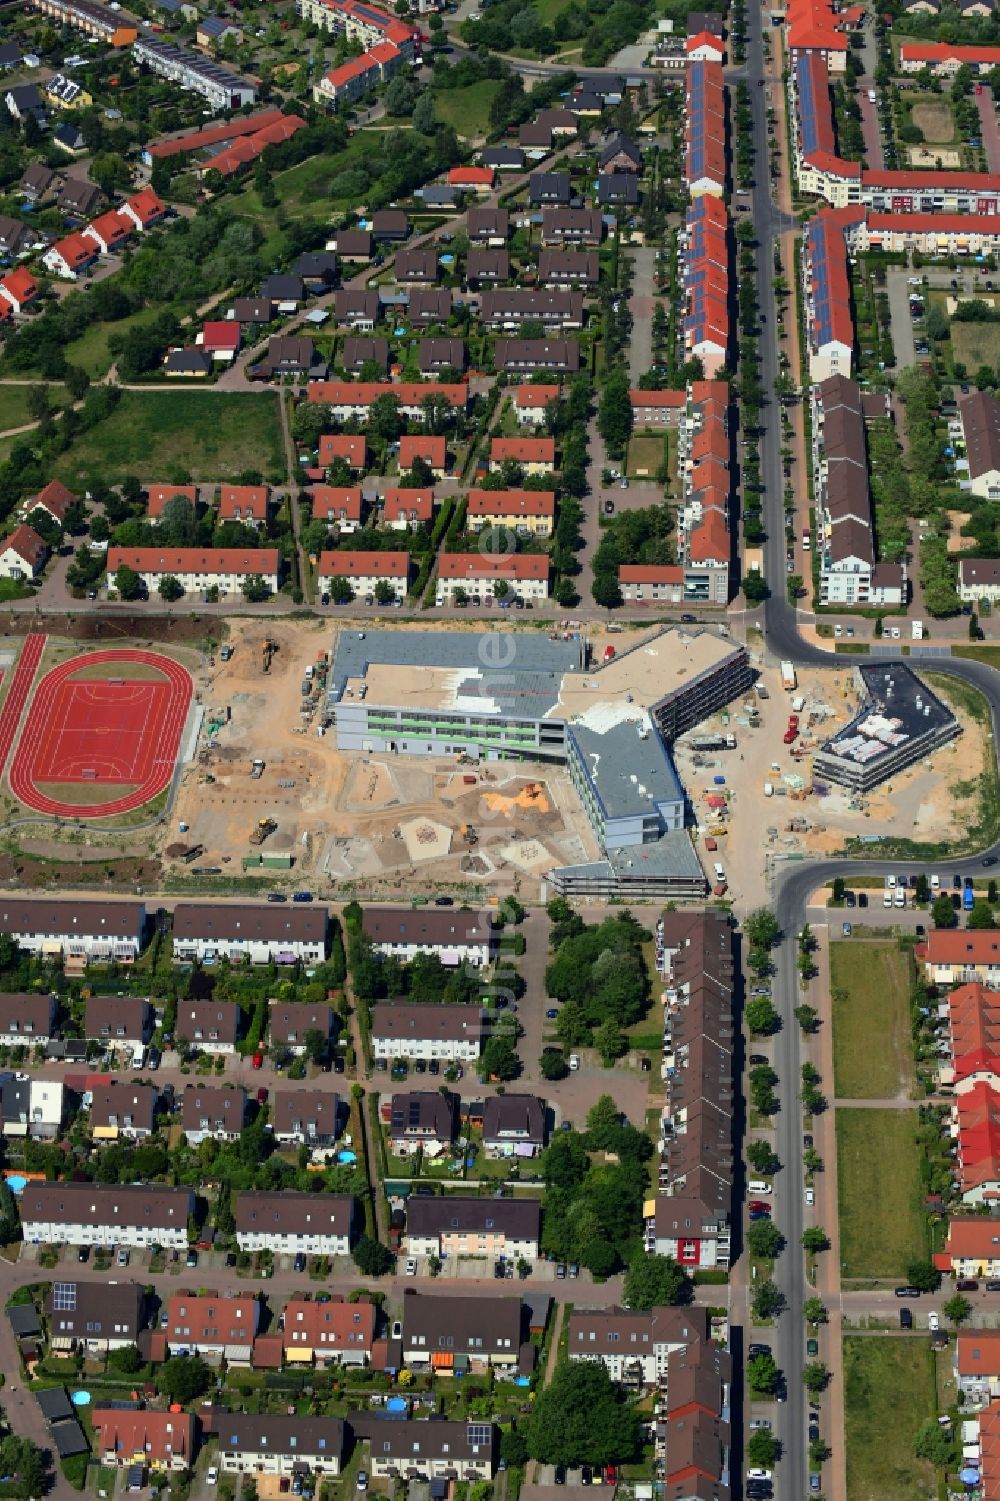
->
[[10, 649, 192, 819]]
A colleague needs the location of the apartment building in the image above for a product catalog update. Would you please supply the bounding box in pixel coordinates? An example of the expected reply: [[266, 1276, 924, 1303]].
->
[[489, 437, 556, 474], [467, 489, 556, 538], [961, 391, 1000, 501], [619, 564, 684, 603], [371, 1003, 484, 1063], [357, 1419, 495, 1482], [131, 37, 257, 110], [684, 60, 726, 197], [493, 339, 580, 374], [317, 550, 410, 601], [479, 290, 584, 332], [568, 1305, 706, 1387], [0, 899, 146, 963], [802, 207, 854, 381], [401, 1291, 524, 1372], [309, 487, 363, 532], [403, 1196, 541, 1262], [234, 1192, 354, 1255], [513, 384, 562, 425], [172, 903, 328, 966], [93, 1410, 196, 1472], [936, 1219, 1000, 1280], [361, 906, 496, 966], [25, 0, 137, 44], [165, 1293, 259, 1361], [106, 547, 280, 597], [20, 1182, 194, 1248], [435, 553, 549, 605], [282, 1297, 375, 1366], [308, 382, 467, 422]]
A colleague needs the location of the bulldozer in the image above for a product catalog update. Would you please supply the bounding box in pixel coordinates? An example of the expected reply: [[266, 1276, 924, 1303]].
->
[[249, 817, 277, 846]]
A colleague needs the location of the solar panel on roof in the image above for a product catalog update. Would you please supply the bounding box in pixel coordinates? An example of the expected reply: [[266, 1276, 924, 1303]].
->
[[52, 1282, 76, 1311], [467, 1424, 491, 1447]]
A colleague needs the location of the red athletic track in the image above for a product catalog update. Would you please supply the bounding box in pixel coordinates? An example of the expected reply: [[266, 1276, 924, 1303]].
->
[[10, 650, 192, 819], [0, 633, 45, 783]]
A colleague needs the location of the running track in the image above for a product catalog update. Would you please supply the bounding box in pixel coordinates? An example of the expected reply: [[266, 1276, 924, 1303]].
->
[[0, 633, 45, 783], [9, 649, 192, 819]]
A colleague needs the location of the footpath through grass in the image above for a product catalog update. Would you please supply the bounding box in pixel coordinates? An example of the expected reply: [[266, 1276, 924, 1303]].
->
[[0, 383, 68, 433], [844, 1335, 937, 1501], [837, 1107, 925, 1279], [53, 390, 286, 487], [830, 939, 914, 1099]]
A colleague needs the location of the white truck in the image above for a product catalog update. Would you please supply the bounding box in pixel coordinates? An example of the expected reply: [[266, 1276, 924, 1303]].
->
[[912, 619, 924, 641], [781, 662, 797, 692]]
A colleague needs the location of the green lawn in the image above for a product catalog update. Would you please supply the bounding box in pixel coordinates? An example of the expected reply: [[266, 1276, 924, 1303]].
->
[[951, 318, 1000, 375], [953, 645, 1000, 671], [837, 1109, 925, 1279], [625, 433, 666, 478], [53, 391, 286, 487], [0, 383, 68, 433], [64, 306, 180, 380], [830, 939, 914, 1099], [433, 81, 503, 139], [844, 1336, 938, 1501], [228, 133, 386, 252]]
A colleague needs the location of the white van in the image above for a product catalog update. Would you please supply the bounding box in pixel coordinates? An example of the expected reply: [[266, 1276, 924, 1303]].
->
[[748, 1180, 772, 1195], [895, 888, 905, 907], [883, 889, 893, 907], [713, 862, 726, 883], [931, 874, 941, 889]]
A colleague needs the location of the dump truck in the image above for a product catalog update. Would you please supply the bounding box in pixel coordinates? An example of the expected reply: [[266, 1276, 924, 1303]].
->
[[249, 818, 277, 846], [781, 661, 796, 691], [250, 759, 265, 779]]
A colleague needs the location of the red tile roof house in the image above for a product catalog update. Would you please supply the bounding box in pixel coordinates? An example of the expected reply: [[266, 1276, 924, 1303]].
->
[[218, 485, 270, 528], [282, 1296, 375, 1367], [42, 231, 97, 279], [490, 436, 556, 473], [448, 165, 495, 193], [631, 389, 686, 427], [398, 433, 447, 476], [81, 209, 134, 256], [319, 434, 368, 472], [0, 269, 38, 315], [92, 1409, 197, 1472], [165, 1291, 259, 1362], [200, 321, 241, 362], [120, 188, 168, 231], [309, 486, 363, 534], [957, 1330, 1000, 1405], [381, 488, 434, 530], [435, 553, 549, 605], [619, 563, 685, 603], [920, 931, 1000, 987], [935, 1218, 1000, 1280], [943, 981, 1000, 1095], [954, 1080, 1000, 1204], [513, 384, 562, 426], [147, 485, 199, 523], [29, 478, 77, 529], [0, 524, 48, 581], [317, 551, 410, 602]]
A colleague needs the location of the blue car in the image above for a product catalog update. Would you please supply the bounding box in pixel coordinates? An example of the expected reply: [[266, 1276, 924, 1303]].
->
[[546, 1008, 559, 1019]]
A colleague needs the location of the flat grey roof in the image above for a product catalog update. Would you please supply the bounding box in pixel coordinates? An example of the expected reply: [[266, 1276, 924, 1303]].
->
[[551, 829, 705, 884], [569, 718, 684, 819], [819, 662, 957, 766]]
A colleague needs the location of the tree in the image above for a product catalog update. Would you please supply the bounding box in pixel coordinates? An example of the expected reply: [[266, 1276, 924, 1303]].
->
[[586, 1094, 622, 1147], [747, 1139, 780, 1175], [809, 1439, 831, 1467], [384, 75, 417, 116], [944, 1293, 973, 1326], [803, 1296, 827, 1325], [413, 90, 437, 134], [480, 1035, 518, 1081], [752, 1279, 784, 1321], [747, 1431, 777, 1468], [597, 368, 632, 455], [525, 1360, 641, 1467], [906, 1259, 941, 1292], [353, 1235, 393, 1277], [108, 1343, 143, 1373], [831, 877, 845, 902], [802, 1226, 830, 1254], [370, 393, 402, 442], [745, 908, 780, 950], [500, 1430, 528, 1468], [932, 893, 958, 929], [329, 575, 354, 604], [802, 1361, 830, 1397], [374, 579, 396, 606], [747, 1351, 778, 1396], [623, 1254, 688, 1309], [968, 899, 996, 930], [747, 996, 779, 1035], [242, 575, 271, 603], [743, 571, 768, 603], [0, 1437, 45, 1498], [540, 1048, 569, 1080], [794, 1004, 819, 1033], [747, 1219, 783, 1259], [114, 563, 143, 601], [303, 1028, 327, 1065], [913, 1418, 955, 1466], [541, 1130, 588, 1189], [595, 1016, 626, 1064], [158, 574, 184, 602], [158, 1355, 213, 1402]]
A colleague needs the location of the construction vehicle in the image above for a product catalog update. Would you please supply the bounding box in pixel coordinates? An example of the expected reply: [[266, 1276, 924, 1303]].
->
[[261, 638, 275, 673], [180, 844, 205, 864], [249, 818, 277, 846], [250, 759, 265, 779], [220, 645, 233, 662]]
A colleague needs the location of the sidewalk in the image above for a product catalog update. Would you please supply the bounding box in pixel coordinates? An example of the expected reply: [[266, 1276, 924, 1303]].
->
[[808, 923, 847, 1501]]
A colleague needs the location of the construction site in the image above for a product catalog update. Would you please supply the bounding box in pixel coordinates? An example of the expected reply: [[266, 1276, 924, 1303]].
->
[[162, 617, 599, 900]]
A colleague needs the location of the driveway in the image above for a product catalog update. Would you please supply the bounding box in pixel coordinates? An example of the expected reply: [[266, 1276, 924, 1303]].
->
[[977, 86, 1000, 173], [884, 267, 917, 370], [627, 245, 656, 383]]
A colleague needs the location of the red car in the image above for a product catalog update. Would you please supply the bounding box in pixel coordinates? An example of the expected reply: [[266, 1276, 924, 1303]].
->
[[252, 1052, 264, 1070], [748, 1200, 771, 1214], [256, 1087, 268, 1104]]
